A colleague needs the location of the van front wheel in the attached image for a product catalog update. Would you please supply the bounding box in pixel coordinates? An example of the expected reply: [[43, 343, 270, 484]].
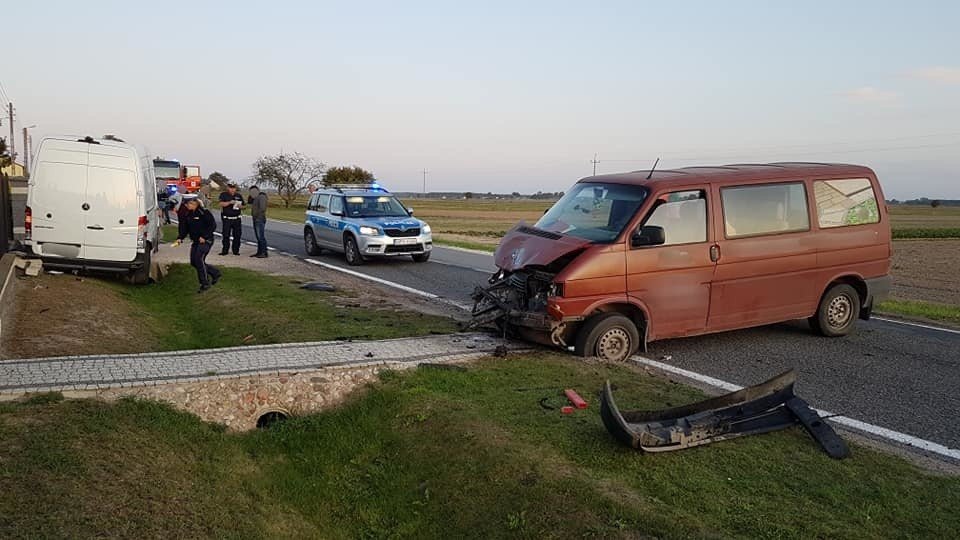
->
[[810, 283, 860, 337], [574, 313, 639, 362]]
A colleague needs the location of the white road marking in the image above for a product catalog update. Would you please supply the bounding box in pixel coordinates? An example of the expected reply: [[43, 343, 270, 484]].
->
[[431, 259, 492, 274], [304, 258, 439, 299], [873, 316, 960, 335], [436, 244, 496, 256], [267, 246, 276, 251], [634, 357, 960, 461]]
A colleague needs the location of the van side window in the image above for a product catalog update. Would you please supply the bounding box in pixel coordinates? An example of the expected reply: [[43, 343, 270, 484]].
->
[[721, 183, 809, 238], [814, 179, 880, 228], [642, 190, 707, 245]]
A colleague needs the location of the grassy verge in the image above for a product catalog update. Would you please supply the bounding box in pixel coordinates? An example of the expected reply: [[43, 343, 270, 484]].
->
[[892, 228, 960, 239], [111, 264, 458, 350], [435, 238, 496, 252], [160, 224, 179, 243], [877, 299, 960, 325], [1, 354, 957, 538]]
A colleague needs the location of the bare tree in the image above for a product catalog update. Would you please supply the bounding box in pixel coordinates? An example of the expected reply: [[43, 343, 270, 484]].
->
[[252, 152, 326, 208]]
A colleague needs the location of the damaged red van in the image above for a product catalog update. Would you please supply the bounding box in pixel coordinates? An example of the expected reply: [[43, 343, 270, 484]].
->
[[471, 162, 892, 362]]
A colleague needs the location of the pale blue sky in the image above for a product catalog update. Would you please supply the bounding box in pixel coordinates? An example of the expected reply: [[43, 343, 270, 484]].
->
[[5, 1, 959, 198]]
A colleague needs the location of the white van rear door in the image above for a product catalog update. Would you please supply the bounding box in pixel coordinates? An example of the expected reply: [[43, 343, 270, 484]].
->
[[30, 139, 89, 259], [84, 145, 140, 262]]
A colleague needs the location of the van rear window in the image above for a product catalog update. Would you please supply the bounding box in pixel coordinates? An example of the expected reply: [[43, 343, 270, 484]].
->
[[721, 183, 810, 238], [813, 179, 880, 228]]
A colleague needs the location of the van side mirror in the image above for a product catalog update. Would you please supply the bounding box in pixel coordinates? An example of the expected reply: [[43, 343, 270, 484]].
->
[[631, 225, 666, 247]]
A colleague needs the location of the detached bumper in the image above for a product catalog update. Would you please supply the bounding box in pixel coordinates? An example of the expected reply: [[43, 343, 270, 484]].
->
[[601, 370, 849, 459], [357, 234, 433, 256]]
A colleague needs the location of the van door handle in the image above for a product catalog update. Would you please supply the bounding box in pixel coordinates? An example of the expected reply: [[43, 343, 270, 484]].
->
[[87, 225, 104, 230], [710, 244, 721, 262]]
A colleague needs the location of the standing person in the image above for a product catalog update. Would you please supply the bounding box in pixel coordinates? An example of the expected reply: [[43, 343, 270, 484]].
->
[[157, 187, 171, 224], [170, 185, 187, 221], [171, 198, 221, 293], [218, 182, 244, 255], [248, 185, 269, 258]]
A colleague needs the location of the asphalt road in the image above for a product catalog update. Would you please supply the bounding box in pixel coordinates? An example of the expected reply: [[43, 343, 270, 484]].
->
[[237, 216, 960, 454]]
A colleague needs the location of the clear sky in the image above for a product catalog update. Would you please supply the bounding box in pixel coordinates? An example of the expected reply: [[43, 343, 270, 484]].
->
[[4, 1, 959, 199]]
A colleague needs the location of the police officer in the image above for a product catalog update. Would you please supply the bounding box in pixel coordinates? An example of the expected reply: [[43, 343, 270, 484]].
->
[[172, 198, 222, 293], [218, 182, 244, 255]]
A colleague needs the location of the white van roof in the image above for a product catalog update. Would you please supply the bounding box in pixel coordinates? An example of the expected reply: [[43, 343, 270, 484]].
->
[[39, 135, 137, 151]]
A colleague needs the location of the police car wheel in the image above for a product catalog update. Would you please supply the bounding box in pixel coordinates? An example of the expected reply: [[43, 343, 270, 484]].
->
[[304, 229, 322, 256], [412, 252, 430, 263], [344, 235, 364, 266]]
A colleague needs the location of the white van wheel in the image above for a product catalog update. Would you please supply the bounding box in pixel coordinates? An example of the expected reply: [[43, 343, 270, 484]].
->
[[126, 249, 151, 285]]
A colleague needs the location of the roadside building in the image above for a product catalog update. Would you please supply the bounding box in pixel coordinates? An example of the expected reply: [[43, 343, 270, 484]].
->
[[1, 161, 25, 178]]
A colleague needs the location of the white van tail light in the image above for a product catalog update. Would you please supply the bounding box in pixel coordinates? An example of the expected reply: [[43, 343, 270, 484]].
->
[[137, 215, 148, 249], [24, 206, 32, 241]]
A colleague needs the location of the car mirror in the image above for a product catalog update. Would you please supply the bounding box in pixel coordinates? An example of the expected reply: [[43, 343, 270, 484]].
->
[[631, 225, 666, 247], [406, 207, 414, 216]]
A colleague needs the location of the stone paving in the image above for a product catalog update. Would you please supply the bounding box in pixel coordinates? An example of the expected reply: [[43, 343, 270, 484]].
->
[[0, 332, 519, 394]]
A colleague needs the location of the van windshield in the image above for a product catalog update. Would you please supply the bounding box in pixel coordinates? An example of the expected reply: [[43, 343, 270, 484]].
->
[[535, 183, 648, 242], [344, 195, 410, 218]]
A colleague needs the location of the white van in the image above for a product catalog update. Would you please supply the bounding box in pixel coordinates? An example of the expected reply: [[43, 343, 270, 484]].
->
[[26, 136, 161, 284]]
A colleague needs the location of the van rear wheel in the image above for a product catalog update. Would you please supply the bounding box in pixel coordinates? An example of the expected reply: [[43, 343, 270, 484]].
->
[[574, 313, 639, 362], [810, 283, 860, 337], [126, 249, 151, 285]]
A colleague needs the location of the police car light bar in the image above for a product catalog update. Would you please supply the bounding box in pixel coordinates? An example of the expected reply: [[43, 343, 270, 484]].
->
[[326, 181, 388, 192]]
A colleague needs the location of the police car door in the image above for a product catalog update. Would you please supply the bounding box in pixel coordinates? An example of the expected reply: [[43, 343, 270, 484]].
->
[[322, 195, 345, 247]]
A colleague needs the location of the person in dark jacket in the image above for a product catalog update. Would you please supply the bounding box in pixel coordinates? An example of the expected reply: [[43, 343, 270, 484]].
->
[[247, 185, 269, 258], [218, 182, 244, 255], [172, 198, 221, 292]]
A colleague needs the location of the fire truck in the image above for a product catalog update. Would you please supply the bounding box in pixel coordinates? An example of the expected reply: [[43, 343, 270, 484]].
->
[[153, 159, 202, 194]]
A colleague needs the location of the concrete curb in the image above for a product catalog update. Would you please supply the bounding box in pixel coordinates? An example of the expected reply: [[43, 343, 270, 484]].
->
[[0, 253, 18, 346]]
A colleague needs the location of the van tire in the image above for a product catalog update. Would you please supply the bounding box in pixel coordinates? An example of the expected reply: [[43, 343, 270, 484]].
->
[[304, 229, 322, 256], [574, 313, 640, 362], [810, 283, 860, 337], [126, 249, 151, 285], [343, 235, 364, 266]]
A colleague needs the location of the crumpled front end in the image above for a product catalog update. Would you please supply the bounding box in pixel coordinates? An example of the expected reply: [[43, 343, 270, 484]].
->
[[468, 225, 589, 346]]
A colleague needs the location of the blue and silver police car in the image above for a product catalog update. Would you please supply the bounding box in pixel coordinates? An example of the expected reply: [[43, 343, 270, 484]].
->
[[303, 183, 433, 265]]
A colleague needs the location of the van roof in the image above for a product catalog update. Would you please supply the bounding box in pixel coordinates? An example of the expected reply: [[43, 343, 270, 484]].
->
[[584, 162, 876, 188], [40, 135, 136, 150]]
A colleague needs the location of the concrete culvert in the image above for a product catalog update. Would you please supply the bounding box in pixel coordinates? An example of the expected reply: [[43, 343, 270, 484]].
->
[[256, 410, 289, 429]]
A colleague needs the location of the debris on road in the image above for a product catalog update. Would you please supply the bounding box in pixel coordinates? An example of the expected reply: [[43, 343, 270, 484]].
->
[[600, 370, 849, 459], [564, 388, 588, 409], [561, 406, 575, 415], [300, 282, 337, 292]]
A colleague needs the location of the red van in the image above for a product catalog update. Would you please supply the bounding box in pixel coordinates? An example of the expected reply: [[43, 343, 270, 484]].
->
[[472, 163, 892, 362]]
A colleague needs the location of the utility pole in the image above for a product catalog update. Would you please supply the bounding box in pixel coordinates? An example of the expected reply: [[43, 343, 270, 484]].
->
[[591, 153, 600, 176], [6, 102, 13, 163], [422, 168, 428, 197], [22, 127, 28, 173]]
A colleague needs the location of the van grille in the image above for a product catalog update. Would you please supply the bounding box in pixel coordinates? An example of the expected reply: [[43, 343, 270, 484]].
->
[[384, 227, 420, 237]]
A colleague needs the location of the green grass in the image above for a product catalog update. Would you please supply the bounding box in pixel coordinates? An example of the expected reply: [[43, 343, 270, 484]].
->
[[160, 224, 179, 243], [1, 354, 957, 538], [877, 299, 960, 325], [435, 239, 496, 252], [888, 205, 960, 229], [111, 264, 458, 350], [891, 227, 960, 239]]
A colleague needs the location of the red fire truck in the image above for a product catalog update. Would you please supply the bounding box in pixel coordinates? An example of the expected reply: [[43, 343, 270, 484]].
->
[[154, 159, 201, 194]]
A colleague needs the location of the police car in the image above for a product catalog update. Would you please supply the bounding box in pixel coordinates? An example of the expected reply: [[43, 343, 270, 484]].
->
[[303, 183, 433, 265]]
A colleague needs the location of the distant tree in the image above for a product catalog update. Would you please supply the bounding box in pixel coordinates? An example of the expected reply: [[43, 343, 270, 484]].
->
[[252, 152, 326, 208], [464, 192, 474, 199], [931, 199, 942, 209], [207, 171, 229, 188], [0, 137, 10, 170], [322, 166, 374, 186]]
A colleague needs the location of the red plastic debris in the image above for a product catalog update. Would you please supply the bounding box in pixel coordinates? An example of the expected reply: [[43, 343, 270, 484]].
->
[[564, 389, 588, 409], [561, 406, 575, 415]]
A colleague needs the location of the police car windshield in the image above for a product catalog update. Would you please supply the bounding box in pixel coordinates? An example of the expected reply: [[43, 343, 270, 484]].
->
[[344, 195, 410, 218]]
